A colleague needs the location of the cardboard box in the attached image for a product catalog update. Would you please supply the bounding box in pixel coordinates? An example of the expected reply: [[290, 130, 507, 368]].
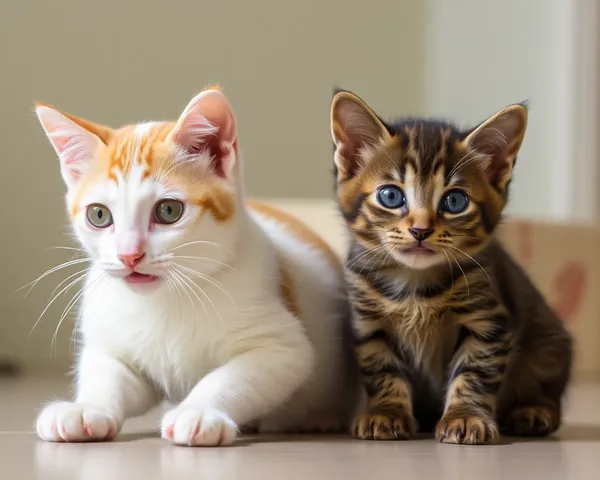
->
[[497, 220, 599, 380], [272, 200, 599, 380]]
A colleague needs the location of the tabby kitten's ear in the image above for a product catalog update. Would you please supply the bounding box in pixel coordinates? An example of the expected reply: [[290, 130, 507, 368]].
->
[[464, 104, 528, 191], [330, 90, 390, 182], [35, 104, 113, 190], [168, 86, 237, 178]]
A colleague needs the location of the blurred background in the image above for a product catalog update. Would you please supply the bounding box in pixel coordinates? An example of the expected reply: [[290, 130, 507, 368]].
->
[[1, 0, 599, 373]]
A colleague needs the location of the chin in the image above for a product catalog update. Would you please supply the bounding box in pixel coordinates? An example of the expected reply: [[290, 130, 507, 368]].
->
[[393, 251, 445, 270]]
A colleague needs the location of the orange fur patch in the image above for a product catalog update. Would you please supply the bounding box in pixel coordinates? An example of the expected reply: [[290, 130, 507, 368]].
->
[[100, 123, 175, 181], [191, 186, 236, 223], [54, 114, 236, 223], [44, 83, 229, 218], [247, 200, 343, 275]]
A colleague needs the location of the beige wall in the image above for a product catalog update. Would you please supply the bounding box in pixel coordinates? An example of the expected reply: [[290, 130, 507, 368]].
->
[[0, 1, 428, 369], [425, 0, 589, 222]]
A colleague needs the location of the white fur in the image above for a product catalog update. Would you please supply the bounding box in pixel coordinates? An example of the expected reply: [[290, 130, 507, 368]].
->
[[35, 102, 355, 446]]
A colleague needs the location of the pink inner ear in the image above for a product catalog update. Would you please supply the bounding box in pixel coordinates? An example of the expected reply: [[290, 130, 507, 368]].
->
[[52, 133, 92, 168], [172, 114, 218, 155], [36, 106, 100, 185], [51, 136, 75, 163], [171, 90, 237, 178]]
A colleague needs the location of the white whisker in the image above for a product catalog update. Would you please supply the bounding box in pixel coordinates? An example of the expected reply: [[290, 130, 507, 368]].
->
[[70, 273, 107, 349], [170, 240, 221, 252], [372, 245, 393, 280], [171, 268, 221, 332], [447, 149, 483, 179], [346, 244, 387, 270], [174, 264, 235, 307], [170, 269, 199, 315], [446, 245, 491, 284], [358, 245, 389, 276], [20, 258, 92, 296], [52, 286, 85, 355], [170, 255, 237, 272], [164, 272, 181, 320], [441, 249, 455, 297], [45, 246, 86, 253], [47, 268, 91, 301], [29, 271, 88, 337], [446, 248, 469, 298], [171, 265, 226, 329]]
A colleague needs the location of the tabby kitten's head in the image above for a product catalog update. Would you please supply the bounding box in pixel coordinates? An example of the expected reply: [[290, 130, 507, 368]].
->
[[331, 90, 527, 271]]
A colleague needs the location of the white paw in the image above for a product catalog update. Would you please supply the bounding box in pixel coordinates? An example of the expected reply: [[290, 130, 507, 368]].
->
[[36, 401, 120, 442], [161, 406, 238, 447]]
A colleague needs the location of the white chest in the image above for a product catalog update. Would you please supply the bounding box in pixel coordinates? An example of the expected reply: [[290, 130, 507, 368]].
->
[[79, 275, 234, 402]]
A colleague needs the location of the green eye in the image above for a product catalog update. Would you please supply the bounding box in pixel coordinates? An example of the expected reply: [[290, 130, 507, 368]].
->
[[154, 199, 184, 224], [86, 204, 113, 228]]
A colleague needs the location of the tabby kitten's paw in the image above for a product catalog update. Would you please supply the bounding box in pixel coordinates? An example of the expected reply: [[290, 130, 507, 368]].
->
[[352, 410, 416, 440], [505, 406, 558, 436], [36, 401, 120, 442], [436, 411, 499, 445]]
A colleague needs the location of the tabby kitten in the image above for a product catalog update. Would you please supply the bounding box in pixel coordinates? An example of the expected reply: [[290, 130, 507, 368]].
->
[[331, 89, 572, 444]]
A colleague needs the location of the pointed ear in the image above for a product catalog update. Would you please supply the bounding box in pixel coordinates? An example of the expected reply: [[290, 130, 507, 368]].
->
[[464, 104, 528, 190], [330, 90, 390, 182], [167, 87, 237, 178], [35, 104, 111, 189]]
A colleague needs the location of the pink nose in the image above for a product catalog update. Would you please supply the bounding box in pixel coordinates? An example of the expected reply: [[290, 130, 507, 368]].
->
[[118, 252, 145, 268]]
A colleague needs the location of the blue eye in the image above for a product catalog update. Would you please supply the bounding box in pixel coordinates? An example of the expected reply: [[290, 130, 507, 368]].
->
[[442, 190, 469, 214], [377, 186, 406, 209]]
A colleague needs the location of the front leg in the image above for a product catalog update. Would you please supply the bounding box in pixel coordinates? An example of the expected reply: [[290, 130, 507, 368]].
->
[[36, 347, 158, 442], [161, 306, 315, 447], [437, 308, 513, 445], [351, 312, 416, 440]]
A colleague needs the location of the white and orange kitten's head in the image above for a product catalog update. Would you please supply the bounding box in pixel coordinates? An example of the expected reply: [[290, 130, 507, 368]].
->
[[36, 86, 241, 288]]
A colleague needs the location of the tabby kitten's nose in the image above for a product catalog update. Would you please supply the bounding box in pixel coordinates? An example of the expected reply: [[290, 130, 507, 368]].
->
[[409, 228, 434, 241]]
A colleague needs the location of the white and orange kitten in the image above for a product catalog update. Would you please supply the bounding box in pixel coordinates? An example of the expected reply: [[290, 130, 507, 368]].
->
[[34, 86, 355, 446]]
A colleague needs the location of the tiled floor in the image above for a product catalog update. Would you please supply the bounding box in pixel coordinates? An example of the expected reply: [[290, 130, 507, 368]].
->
[[1, 376, 599, 480]]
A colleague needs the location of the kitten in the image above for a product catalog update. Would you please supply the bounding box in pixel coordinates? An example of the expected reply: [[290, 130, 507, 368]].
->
[[34, 86, 355, 446], [330, 89, 572, 444]]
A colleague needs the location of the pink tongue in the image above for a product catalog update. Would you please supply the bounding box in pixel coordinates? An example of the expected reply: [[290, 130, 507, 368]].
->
[[125, 272, 158, 284]]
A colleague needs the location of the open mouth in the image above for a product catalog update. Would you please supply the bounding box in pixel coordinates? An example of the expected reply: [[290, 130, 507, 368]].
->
[[402, 244, 436, 255], [125, 272, 159, 284]]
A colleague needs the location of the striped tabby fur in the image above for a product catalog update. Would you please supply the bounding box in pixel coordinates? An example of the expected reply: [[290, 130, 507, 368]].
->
[[330, 90, 573, 444]]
